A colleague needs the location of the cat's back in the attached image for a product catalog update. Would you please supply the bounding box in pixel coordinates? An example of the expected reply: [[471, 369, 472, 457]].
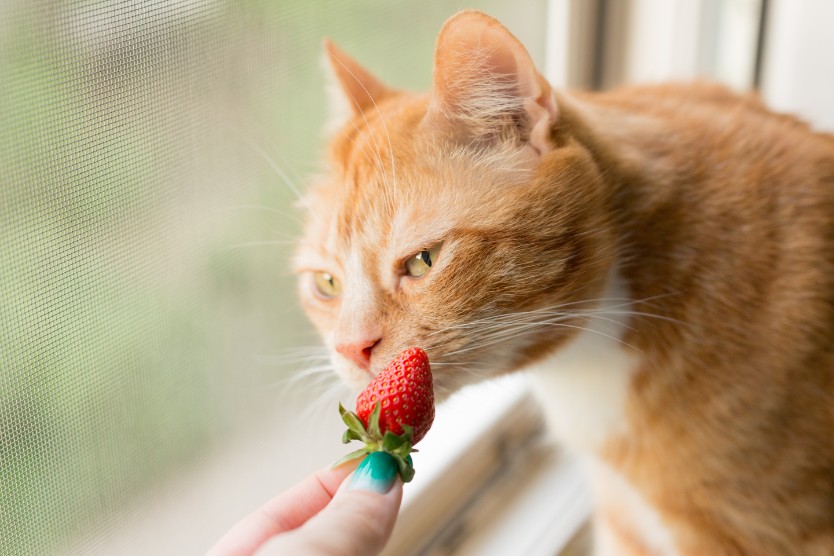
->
[[581, 82, 822, 147], [584, 81, 817, 131], [572, 82, 834, 554], [576, 81, 834, 232]]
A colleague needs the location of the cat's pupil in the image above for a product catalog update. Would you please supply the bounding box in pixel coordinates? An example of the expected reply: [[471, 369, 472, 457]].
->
[[404, 244, 441, 278], [313, 271, 341, 298]]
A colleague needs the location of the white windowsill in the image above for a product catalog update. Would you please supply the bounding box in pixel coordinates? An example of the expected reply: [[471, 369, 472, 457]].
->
[[383, 374, 593, 556]]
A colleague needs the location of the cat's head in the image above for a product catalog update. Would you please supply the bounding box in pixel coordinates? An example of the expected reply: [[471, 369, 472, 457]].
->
[[295, 11, 615, 399]]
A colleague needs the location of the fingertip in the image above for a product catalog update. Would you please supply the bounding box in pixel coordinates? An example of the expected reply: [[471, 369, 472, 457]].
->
[[289, 460, 404, 556], [349, 452, 399, 494]]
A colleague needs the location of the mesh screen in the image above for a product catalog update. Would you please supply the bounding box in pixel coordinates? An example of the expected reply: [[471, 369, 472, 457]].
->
[[0, 1, 546, 554]]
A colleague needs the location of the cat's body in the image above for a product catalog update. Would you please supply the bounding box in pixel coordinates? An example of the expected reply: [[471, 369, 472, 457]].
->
[[296, 12, 834, 555], [541, 84, 834, 554]]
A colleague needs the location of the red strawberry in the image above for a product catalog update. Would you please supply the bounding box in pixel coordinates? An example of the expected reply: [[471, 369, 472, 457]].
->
[[356, 347, 434, 444], [334, 347, 435, 482]]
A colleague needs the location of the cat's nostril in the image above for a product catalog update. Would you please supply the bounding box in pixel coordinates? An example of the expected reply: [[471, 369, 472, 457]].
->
[[336, 338, 381, 371]]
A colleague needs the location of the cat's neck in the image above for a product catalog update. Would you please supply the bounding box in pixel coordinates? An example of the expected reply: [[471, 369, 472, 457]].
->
[[556, 91, 698, 354]]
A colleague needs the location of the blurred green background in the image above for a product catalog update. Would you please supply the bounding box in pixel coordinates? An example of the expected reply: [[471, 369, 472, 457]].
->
[[0, 1, 545, 553]]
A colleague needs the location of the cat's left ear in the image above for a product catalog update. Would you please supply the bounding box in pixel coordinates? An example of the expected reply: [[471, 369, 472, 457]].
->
[[323, 39, 392, 127], [426, 11, 557, 154]]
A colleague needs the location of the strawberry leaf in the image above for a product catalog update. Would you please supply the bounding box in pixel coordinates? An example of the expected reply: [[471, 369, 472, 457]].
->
[[338, 402, 349, 418], [331, 447, 370, 469], [382, 430, 405, 452], [394, 441, 413, 459], [342, 429, 362, 444], [339, 403, 368, 436], [400, 424, 414, 444], [368, 402, 382, 440], [395, 455, 415, 483]]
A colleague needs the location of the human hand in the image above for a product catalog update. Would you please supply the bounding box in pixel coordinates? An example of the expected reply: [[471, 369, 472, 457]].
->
[[208, 452, 403, 556]]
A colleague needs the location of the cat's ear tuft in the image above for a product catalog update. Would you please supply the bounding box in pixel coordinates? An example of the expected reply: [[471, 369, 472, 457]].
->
[[427, 11, 557, 153], [323, 39, 391, 125]]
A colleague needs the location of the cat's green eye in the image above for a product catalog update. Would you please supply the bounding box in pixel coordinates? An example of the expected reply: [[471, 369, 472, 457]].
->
[[313, 271, 341, 299], [405, 243, 442, 278]]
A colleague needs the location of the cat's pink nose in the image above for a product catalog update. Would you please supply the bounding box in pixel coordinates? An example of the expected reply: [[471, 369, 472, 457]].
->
[[336, 338, 380, 371]]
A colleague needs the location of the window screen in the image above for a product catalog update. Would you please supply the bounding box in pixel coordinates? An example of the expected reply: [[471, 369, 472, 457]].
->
[[0, 1, 547, 554]]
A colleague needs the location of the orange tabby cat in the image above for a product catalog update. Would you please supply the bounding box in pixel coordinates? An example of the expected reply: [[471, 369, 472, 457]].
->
[[295, 10, 834, 555]]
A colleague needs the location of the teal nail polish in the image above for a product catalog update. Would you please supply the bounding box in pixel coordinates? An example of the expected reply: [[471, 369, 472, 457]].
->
[[349, 452, 398, 494]]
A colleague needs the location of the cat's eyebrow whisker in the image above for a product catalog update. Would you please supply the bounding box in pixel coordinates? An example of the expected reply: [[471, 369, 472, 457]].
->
[[330, 53, 399, 205], [336, 111, 397, 215], [341, 119, 390, 183], [336, 95, 390, 192], [338, 128, 396, 213]]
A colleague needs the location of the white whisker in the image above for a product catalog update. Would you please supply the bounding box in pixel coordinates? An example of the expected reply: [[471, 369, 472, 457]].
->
[[425, 292, 680, 363], [221, 239, 297, 251]]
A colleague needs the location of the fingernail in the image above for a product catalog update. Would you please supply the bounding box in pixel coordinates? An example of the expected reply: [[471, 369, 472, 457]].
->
[[349, 452, 398, 494]]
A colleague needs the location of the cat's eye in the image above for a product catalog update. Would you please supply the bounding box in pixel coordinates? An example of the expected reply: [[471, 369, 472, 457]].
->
[[313, 271, 341, 299], [405, 243, 442, 278]]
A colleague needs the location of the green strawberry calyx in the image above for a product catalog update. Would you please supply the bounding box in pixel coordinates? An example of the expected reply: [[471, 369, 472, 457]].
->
[[333, 402, 417, 482]]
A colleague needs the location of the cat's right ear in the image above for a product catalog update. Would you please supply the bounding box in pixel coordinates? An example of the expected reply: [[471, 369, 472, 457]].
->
[[425, 11, 558, 154], [323, 39, 391, 128]]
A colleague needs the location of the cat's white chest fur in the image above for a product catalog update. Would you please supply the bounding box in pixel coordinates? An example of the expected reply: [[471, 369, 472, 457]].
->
[[527, 269, 638, 451], [527, 270, 679, 555]]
